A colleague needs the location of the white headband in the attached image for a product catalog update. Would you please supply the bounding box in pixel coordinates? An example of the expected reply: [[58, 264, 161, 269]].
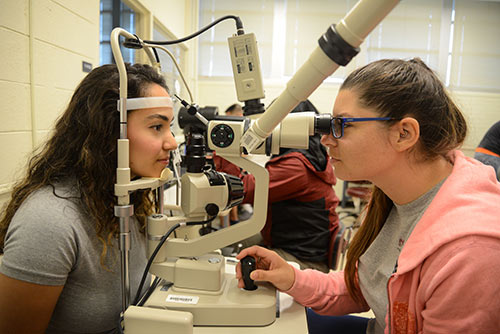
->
[[117, 97, 174, 111]]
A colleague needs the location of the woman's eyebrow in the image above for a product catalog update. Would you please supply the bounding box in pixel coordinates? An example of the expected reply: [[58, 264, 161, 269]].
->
[[332, 112, 351, 118], [146, 114, 170, 122]]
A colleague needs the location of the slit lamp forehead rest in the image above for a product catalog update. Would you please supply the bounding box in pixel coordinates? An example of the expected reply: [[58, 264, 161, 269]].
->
[[117, 97, 174, 111]]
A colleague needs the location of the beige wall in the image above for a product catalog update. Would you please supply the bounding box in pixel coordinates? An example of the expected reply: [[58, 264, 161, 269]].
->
[[453, 91, 500, 156], [138, 0, 187, 39], [128, 0, 197, 97], [0, 0, 194, 209], [0, 0, 100, 208], [0, 0, 32, 207]]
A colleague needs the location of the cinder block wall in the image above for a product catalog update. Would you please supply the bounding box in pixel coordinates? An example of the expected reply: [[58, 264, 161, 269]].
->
[[0, 0, 100, 208]]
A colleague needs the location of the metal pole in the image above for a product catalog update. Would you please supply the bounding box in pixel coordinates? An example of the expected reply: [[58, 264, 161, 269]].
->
[[115, 205, 133, 312], [158, 186, 164, 215]]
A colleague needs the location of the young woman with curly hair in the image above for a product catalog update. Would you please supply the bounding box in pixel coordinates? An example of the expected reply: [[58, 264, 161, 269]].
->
[[0, 63, 177, 333]]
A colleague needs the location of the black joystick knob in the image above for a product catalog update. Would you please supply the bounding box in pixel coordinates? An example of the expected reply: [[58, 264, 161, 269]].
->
[[240, 256, 257, 290]]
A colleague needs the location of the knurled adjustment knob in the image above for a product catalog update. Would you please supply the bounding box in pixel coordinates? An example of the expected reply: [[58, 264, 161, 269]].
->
[[205, 203, 219, 216]]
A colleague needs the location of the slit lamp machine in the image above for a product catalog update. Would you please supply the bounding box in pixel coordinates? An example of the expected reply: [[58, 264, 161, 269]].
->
[[111, 0, 399, 332]]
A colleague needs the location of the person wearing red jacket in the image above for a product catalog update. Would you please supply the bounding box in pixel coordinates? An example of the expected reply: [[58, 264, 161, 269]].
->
[[215, 100, 340, 273]]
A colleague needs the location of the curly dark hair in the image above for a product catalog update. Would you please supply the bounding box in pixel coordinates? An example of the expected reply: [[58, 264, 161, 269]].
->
[[0, 63, 169, 266]]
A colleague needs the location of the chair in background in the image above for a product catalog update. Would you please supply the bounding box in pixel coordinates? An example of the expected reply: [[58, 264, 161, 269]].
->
[[330, 181, 372, 271], [329, 221, 353, 271], [340, 181, 372, 213]]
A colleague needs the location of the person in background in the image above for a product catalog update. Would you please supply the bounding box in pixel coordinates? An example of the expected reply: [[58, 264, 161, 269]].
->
[[0, 63, 178, 333], [474, 120, 500, 181], [225, 103, 244, 117], [217, 100, 340, 273], [236, 58, 500, 333]]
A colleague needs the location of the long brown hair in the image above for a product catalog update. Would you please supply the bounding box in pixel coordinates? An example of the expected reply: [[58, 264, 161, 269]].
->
[[342, 58, 467, 302], [0, 63, 168, 266]]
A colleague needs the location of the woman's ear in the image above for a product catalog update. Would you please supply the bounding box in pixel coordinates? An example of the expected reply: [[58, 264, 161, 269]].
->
[[391, 117, 419, 152]]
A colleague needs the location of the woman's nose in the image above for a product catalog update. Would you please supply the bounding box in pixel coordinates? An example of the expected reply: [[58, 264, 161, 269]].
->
[[320, 133, 337, 147], [164, 131, 178, 150]]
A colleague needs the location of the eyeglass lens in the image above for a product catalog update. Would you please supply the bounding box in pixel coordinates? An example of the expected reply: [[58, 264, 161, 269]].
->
[[332, 118, 343, 138]]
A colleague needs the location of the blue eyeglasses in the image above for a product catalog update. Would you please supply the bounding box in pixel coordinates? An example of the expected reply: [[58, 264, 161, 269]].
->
[[331, 117, 399, 139]]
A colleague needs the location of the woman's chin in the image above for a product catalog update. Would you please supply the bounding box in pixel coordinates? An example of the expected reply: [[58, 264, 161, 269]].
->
[[131, 170, 161, 179]]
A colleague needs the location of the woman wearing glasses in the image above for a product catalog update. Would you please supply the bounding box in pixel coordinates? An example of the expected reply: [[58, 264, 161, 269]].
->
[[236, 58, 500, 333]]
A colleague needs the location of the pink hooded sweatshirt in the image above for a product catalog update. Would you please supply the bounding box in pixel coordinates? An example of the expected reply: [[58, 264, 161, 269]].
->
[[286, 151, 500, 333]]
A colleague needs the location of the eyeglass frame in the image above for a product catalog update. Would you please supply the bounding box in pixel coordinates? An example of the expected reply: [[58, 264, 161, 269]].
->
[[330, 117, 399, 139]]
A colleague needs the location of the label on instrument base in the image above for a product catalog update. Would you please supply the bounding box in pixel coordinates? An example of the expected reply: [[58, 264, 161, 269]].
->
[[166, 294, 199, 304]]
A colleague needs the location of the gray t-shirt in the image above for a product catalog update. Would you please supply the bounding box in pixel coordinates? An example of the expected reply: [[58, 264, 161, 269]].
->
[[0, 182, 150, 333], [358, 179, 445, 334]]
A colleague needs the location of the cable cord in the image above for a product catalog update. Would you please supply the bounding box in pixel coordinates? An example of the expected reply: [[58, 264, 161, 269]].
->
[[123, 16, 242, 106], [143, 43, 194, 103], [137, 276, 162, 307], [132, 222, 181, 305], [151, 47, 160, 63], [143, 15, 243, 45], [131, 216, 216, 306], [117, 314, 124, 334]]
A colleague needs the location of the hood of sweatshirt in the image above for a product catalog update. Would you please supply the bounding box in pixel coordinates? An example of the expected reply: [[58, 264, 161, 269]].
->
[[397, 150, 500, 274]]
